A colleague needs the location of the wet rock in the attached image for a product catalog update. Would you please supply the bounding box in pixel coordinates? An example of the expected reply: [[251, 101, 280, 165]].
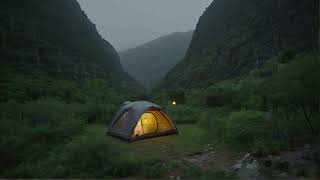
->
[[304, 144, 312, 149], [246, 160, 258, 170], [231, 153, 260, 177], [231, 153, 251, 170], [243, 153, 251, 160], [232, 163, 243, 171], [278, 172, 288, 178]]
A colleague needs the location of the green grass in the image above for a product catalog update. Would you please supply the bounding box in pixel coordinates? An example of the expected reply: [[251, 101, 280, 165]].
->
[[81, 124, 232, 179], [90, 124, 210, 160], [9, 124, 217, 178]]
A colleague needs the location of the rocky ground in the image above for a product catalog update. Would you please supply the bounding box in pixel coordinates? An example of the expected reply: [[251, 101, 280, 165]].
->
[[167, 144, 320, 179]]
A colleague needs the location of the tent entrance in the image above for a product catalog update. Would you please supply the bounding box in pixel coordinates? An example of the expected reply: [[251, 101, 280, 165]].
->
[[132, 110, 176, 138], [141, 112, 158, 134], [133, 112, 158, 137]]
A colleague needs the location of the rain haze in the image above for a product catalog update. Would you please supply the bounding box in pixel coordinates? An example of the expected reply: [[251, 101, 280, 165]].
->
[[77, 0, 213, 51]]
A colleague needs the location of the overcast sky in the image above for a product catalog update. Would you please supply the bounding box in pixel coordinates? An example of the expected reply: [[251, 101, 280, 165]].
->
[[77, 0, 213, 51]]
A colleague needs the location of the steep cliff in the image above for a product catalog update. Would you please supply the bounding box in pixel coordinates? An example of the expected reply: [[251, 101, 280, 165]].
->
[[0, 0, 128, 82], [120, 31, 193, 89], [164, 0, 319, 87]]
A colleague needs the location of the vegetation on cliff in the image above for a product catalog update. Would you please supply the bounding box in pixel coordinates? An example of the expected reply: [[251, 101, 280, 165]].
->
[[164, 0, 319, 87]]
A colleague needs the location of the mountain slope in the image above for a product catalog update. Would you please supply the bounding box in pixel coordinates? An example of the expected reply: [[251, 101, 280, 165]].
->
[[164, 0, 319, 88], [0, 0, 142, 174], [0, 0, 141, 102], [0, 0, 131, 82], [120, 31, 193, 89]]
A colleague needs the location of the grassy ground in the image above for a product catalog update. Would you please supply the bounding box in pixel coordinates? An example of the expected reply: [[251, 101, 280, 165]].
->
[[9, 123, 236, 178], [77, 124, 236, 179], [88, 124, 210, 160]]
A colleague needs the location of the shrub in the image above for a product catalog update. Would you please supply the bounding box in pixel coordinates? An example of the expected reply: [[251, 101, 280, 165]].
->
[[263, 53, 320, 134], [204, 77, 265, 110], [185, 88, 206, 106], [11, 133, 114, 178], [0, 99, 86, 176], [205, 82, 235, 107], [166, 105, 201, 124], [224, 111, 273, 149], [78, 102, 118, 124], [198, 108, 231, 138], [198, 110, 288, 154], [278, 48, 298, 63], [150, 89, 185, 105]]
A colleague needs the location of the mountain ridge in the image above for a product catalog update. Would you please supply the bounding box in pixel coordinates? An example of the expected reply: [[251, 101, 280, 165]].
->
[[120, 30, 193, 89], [164, 0, 319, 88]]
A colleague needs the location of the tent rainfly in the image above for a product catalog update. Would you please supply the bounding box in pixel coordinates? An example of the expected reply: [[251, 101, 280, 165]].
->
[[107, 101, 178, 141]]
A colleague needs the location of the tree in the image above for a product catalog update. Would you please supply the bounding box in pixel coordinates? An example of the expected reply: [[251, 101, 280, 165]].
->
[[264, 53, 320, 134]]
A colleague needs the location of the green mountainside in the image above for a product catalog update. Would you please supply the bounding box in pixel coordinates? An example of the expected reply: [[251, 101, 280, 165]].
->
[[0, 0, 135, 96], [0, 0, 141, 103], [120, 31, 193, 89], [0, 0, 142, 175], [164, 0, 319, 88]]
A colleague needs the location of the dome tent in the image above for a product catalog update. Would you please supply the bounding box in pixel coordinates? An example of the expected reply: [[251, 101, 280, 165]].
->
[[107, 101, 178, 141]]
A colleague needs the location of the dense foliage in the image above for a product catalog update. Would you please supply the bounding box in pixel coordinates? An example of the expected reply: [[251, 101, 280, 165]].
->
[[0, 73, 140, 176], [155, 52, 320, 154], [0, 0, 142, 178]]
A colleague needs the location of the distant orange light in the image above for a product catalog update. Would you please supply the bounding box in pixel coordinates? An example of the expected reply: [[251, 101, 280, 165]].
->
[[172, 101, 177, 105]]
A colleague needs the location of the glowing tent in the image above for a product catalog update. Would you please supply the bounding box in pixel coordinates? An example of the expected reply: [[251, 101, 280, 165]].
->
[[107, 101, 178, 141]]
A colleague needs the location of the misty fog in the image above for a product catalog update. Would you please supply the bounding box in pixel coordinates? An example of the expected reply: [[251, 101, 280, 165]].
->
[[77, 0, 213, 51]]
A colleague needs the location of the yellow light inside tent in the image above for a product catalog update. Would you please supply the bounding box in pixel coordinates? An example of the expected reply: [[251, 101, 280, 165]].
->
[[142, 113, 152, 124], [172, 101, 177, 105]]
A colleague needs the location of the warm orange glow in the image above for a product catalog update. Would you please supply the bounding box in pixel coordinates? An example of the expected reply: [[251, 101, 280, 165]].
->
[[132, 111, 174, 138], [172, 101, 177, 105]]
